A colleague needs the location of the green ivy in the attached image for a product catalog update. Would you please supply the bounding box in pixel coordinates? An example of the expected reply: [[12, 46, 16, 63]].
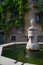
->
[[0, 0, 30, 32], [38, 0, 43, 29], [38, 0, 43, 13]]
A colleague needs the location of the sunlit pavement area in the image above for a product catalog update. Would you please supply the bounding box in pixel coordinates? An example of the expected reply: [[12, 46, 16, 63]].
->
[[0, 56, 35, 65]]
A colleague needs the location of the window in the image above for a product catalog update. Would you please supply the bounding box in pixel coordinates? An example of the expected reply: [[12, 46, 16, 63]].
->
[[38, 36, 43, 42], [11, 36, 16, 41], [32, 0, 38, 3], [0, 0, 4, 4], [13, 9, 19, 20], [35, 14, 42, 23], [0, 31, 4, 44]]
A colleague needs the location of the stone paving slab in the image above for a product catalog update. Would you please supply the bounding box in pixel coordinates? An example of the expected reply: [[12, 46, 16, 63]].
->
[[0, 56, 16, 65], [0, 56, 35, 65], [24, 63, 35, 65], [14, 62, 22, 65]]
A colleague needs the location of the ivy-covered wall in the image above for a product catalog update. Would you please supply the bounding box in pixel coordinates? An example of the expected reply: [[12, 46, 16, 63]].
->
[[0, 0, 30, 32], [38, 0, 43, 29]]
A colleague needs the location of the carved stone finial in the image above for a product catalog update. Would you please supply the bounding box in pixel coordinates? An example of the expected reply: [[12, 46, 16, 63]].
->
[[31, 19, 35, 26]]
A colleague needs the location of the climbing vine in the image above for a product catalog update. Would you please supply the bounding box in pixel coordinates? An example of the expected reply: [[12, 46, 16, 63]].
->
[[0, 0, 30, 32], [38, 0, 43, 29]]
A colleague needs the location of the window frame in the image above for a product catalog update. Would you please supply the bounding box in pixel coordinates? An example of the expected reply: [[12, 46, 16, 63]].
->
[[35, 13, 42, 23], [11, 36, 16, 42], [32, 0, 38, 3]]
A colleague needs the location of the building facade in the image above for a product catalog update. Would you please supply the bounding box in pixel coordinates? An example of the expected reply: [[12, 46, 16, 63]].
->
[[25, 0, 43, 42], [0, 0, 43, 43]]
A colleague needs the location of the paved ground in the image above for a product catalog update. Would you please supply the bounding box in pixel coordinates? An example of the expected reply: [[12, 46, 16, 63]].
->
[[0, 56, 35, 65]]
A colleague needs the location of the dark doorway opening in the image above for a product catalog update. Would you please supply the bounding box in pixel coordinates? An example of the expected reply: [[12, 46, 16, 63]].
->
[[0, 32, 4, 44]]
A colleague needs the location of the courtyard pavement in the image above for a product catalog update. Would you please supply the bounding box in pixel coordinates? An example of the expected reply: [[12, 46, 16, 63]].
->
[[0, 56, 35, 65]]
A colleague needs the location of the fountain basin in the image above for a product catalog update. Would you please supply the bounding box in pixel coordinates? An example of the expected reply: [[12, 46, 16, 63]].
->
[[1, 43, 43, 65]]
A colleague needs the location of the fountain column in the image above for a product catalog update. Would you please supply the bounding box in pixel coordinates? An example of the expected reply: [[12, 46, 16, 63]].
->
[[26, 19, 39, 58]]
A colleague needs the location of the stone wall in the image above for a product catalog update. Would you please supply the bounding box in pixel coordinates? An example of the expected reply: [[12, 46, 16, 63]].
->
[[24, 0, 43, 36], [4, 28, 28, 43]]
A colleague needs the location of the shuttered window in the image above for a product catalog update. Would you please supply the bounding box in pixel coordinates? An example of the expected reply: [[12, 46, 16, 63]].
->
[[11, 36, 16, 41]]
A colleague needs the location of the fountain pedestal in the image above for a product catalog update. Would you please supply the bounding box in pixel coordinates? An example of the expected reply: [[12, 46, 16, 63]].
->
[[26, 19, 39, 58]]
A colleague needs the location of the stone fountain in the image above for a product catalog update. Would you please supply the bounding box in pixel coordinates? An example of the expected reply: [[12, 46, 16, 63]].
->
[[26, 19, 39, 58]]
